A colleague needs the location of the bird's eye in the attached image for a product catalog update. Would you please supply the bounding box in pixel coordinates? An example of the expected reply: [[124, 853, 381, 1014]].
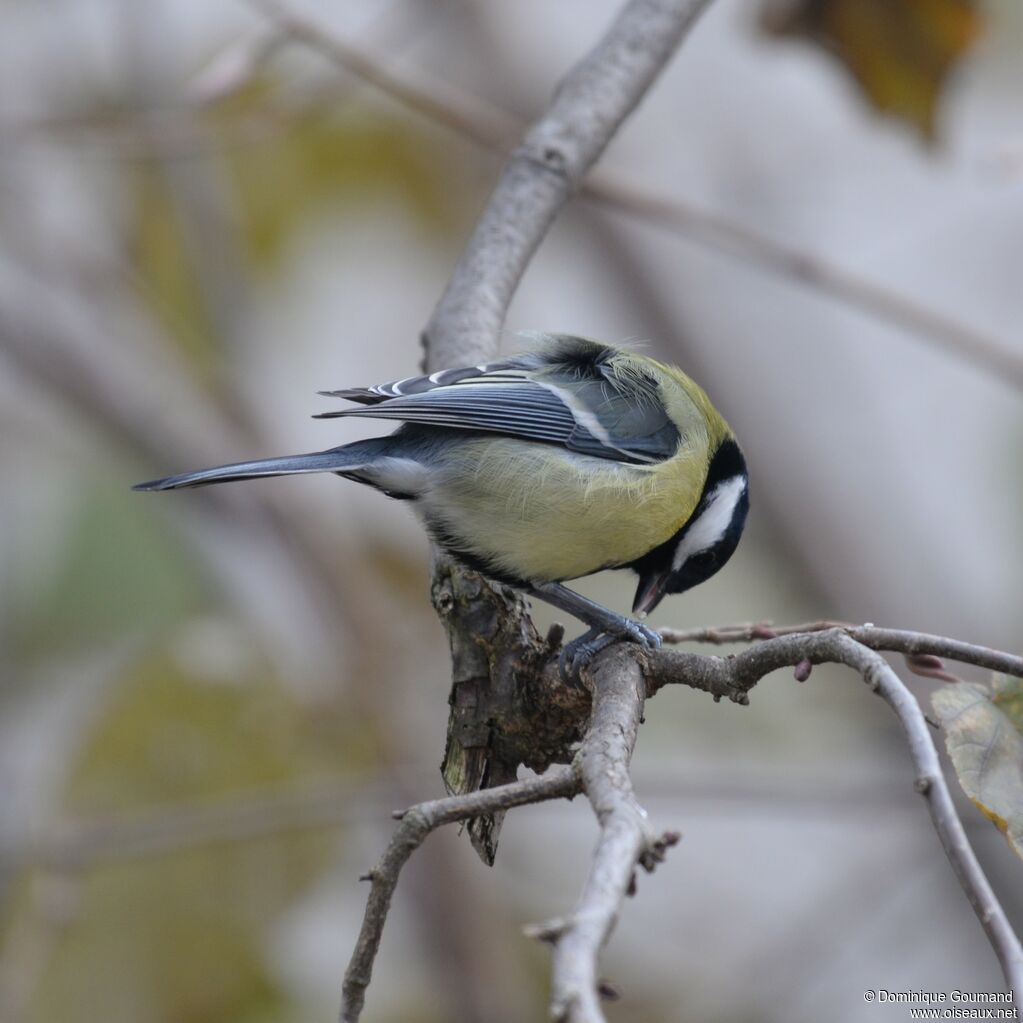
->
[[693, 550, 716, 568]]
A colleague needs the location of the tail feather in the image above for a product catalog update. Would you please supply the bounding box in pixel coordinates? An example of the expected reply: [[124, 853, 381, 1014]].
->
[[133, 447, 374, 492]]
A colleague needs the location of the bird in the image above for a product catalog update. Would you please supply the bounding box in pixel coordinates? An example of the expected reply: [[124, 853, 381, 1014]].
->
[[134, 334, 749, 678]]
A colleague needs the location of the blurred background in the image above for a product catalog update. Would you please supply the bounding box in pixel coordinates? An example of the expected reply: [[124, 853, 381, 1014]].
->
[[1, 0, 1021, 1020]]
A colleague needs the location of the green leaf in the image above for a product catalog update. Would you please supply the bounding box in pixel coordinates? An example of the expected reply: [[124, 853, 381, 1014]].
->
[[931, 680, 1023, 860], [762, 0, 982, 140]]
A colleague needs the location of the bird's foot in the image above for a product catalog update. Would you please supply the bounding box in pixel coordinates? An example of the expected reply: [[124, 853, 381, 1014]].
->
[[558, 618, 662, 685]]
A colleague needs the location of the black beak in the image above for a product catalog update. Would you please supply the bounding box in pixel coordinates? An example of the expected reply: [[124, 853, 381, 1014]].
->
[[632, 570, 669, 616]]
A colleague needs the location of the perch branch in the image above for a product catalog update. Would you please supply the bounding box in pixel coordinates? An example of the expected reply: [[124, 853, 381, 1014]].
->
[[340, 767, 580, 1023], [245, 0, 1023, 391], [543, 648, 678, 1023], [658, 619, 1023, 677]]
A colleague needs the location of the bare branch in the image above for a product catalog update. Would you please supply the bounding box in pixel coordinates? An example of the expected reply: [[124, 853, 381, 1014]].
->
[[658, 619, 1023, 677], [186, 26, 285, 107], [244, 0, 1022, 390], [340, 768, 580, 1023], [421, 0, 714, 369], [828, 635, 1023, 1009], [543, 648, 677, 1023], [585, 177, 1023, 392], [649, 628, 1023, 1006]]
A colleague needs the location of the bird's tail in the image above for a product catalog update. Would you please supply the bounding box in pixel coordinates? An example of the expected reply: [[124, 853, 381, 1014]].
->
[[133, 439, 387, 492]]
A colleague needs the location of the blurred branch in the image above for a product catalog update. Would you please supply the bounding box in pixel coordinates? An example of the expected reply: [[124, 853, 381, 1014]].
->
[[245, 0, 1023, 391], [0, 779, 402, 875], [245, 0, 506, 153], [3, 771, 986, 885], [187, 26, 286, 107], [0, 305, 349, 675], [248, 0, 713, 369], [0, 872, 81, 1023]]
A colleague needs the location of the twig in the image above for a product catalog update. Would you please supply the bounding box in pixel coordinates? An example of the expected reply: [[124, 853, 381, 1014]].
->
[[340, 767, 580, 1023], [650, 628, 1023, 1006], [244, 0, 507, 153], [0, 779, 403, 875], [585, 178, 1023, 392], [828, 634, 1023, 1009], [658, 619, 1023, 677], [244, 0, 1023, 391], [544, 649, 676, 1023]]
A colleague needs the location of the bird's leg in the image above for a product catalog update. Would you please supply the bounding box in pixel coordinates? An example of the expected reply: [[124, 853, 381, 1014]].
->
[[525, 581, 661, 681]]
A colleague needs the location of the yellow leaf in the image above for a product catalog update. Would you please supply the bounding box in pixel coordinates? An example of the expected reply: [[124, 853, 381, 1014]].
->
[[762, 0, 982, 140]]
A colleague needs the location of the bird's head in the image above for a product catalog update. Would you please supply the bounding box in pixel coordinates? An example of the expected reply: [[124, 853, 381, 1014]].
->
[[631, 440, 749, 616]]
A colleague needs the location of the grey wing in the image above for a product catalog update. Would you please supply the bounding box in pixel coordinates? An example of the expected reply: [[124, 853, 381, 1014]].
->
[[316, 358, 680, 465], [319, 358, 525, 404]]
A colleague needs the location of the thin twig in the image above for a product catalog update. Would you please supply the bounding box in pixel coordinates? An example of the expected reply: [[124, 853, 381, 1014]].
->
[[0, 779, 402, 874], [658, 619, 1023, 677], [828, 634, 1023, 1010], [650, 627, 1023, 1006], [243, 0, 1023, 390], [340, 767, 580, 1023], [244, 0, 507, 152], [585, 177, 1023, 392]]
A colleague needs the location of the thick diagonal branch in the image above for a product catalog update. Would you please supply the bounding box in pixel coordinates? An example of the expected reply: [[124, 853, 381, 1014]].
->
[[422, 0, 713, 371]]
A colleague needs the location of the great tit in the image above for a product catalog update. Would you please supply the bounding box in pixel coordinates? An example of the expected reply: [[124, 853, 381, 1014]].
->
[[135, 335, 749, 675]]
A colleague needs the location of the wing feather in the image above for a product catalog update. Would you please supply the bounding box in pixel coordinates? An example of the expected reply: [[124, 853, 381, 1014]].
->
[[315, 341, 681, 465]]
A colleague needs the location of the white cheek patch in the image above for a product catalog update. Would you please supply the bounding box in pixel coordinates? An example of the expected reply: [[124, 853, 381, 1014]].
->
[[672, 475, 747, 571]]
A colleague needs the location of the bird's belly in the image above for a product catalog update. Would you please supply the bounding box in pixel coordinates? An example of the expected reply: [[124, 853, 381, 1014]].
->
[[417, 437, 701, 583]]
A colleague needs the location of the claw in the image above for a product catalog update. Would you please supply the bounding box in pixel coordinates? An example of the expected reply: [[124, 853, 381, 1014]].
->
[[559, 626, 606, 685], [558, 619, 661, 684]]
